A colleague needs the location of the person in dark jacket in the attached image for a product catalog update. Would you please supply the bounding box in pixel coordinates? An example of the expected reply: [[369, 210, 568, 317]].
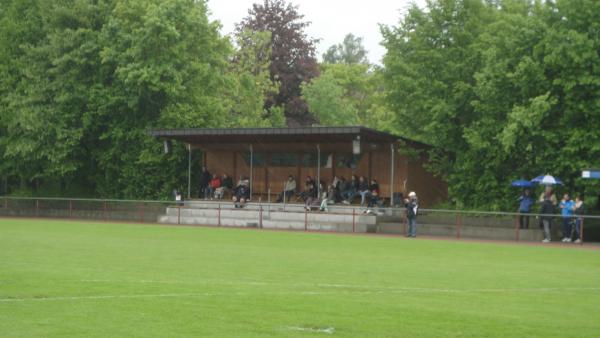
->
[[299, 176, 316, 201], [305, 180, 325, 211], [199, 166, 211, 199], [233, 179, 250, 208], [341, 175, 359, 204], [539, 190, 556, 243], [517, 189, 534, 229], [215, 174, 233, 199], [405, 191, 419, 237], [367, 179, 383, 209], [358, 176, 370, 206], [572, 195, 585, 243]]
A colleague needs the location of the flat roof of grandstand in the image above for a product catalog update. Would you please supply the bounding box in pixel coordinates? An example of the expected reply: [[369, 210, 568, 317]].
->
[[149, 126, 426, 146]]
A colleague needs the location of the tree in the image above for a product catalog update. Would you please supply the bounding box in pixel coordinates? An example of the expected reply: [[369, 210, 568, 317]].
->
[[0, 0, 236, 198], [322, 33, 369, 64], [382, 0, 600, 209], [227, 29, 285, 127], [236, 0, 319, 126], [302, 63, 381, 126]]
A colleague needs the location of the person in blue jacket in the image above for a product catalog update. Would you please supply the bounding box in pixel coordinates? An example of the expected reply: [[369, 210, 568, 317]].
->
[[517, 189, 534, 229], [559, 193, 575, 242]]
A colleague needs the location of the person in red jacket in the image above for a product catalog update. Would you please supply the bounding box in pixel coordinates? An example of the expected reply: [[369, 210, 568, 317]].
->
[[207, 174, 221, 200]]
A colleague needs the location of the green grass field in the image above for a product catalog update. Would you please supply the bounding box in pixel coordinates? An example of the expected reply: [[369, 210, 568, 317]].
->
[[1, 219, 599, 337]]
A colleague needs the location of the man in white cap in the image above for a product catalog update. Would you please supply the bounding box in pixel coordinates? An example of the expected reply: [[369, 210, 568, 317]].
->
[[405, 192, 419, 237]]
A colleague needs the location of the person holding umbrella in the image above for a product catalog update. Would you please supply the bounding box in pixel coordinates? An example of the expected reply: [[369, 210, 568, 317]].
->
[[539, 186, 556, 243], [517, 189, 534, 229]]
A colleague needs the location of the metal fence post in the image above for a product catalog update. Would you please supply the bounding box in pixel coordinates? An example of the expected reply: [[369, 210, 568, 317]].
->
[[456, 212, 462, 239], [177, 206, 181, 225], [218, 203, 221, 227], [103, 200, 108, 221], [403, 209, 407, 236], [580, 218, 585, 245], [139, 203, 144, 223], [352, 208, 356, 233], [515, 214, 520, 242], [304, 207, 308, 231], [259, 198, 263, 229]]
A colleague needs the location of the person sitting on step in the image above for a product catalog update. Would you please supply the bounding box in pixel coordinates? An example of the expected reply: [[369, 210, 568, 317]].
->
[[233, 178, 250, 208], [215, 174, 233, 199], [276, 175, 296, 203], [358, 176, 370, 206], [299, 176, 316, 202], [366, 179, 384, 211]]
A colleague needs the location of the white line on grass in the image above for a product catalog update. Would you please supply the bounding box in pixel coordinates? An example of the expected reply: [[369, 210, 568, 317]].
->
[[79, 278, 600, 294], [0, 293, 221, 302], [286, 326, 335, 334], [2, 287, 599, 303]]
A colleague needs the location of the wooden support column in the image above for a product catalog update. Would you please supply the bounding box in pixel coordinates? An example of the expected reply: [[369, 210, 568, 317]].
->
[[296, 153, 302, 181], [331, 153, 336, 178], [368, 151, 373, 180], [232, 152, 237, 182], [264, 153, 270, 193]]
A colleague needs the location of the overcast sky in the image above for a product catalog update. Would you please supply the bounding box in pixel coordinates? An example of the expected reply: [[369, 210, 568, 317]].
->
[[206, 0, 425, 65]]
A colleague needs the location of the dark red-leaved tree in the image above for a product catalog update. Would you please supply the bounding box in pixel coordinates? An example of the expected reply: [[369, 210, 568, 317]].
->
[[236, 0, 319, 126]]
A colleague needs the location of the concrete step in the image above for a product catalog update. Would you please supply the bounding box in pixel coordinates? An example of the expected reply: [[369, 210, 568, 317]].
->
[[157, 215, 371, 233], [164, 207, 377, 225], [377, 222, 545, 241], [182, 200, 375, 215]]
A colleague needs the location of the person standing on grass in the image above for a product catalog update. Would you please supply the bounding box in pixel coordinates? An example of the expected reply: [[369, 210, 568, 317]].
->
[[571, 195, 585, 243], [539, 185, 557, 206], [559, 193, 575, 242], [517, 189, 534, 229], [539, 188, 556, 243], [405, 191, 419, 238]]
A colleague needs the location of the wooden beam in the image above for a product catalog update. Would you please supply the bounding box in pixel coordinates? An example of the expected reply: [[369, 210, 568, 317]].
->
[[265, 153, 270, 194], [331, 153, 336, 178], [368, 151, 372, 180], [297, 153, 302, 182], [232, 151, 237, 182]]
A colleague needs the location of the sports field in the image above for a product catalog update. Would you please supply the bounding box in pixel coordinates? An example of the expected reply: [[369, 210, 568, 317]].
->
[[1, 219, 599, 337]]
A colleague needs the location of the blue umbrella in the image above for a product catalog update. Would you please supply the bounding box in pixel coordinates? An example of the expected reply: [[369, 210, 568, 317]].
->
[[511, 179, 534, 188], [531, 174, 563, 185]]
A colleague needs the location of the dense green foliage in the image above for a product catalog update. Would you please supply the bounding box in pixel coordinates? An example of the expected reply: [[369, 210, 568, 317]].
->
[[382, 0, 600, 209], [322, 33, 369, 64], [2, 219, 600, 336], [1, 0, 598, 209], [236, 0, 319, 126], [0, 0, 282, 199], [302, 63, 391, 131]]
